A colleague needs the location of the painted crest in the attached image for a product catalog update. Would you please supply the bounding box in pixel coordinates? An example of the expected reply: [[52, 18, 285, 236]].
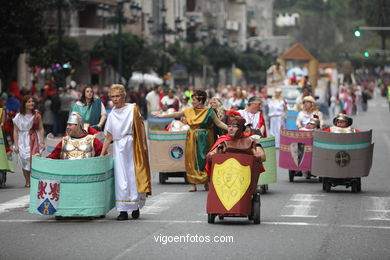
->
[[290, 142, 305, 166], [335, 151, 350, 167], [212, 158, 251, 211], [169, 145, 184, 160], [36, 180, 60, 215]]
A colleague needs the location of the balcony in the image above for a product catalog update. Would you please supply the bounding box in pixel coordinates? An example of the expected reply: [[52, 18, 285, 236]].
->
[[69, 27, 116, 37]]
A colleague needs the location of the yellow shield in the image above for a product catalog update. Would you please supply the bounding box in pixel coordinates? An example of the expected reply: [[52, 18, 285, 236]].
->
[[212, 158, 251, 211]]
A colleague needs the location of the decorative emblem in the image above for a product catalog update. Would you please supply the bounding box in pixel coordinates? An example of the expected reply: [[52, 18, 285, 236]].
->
[[290, 142, 305, 166], [213, 158, 251, 211], [169, 145, 184, 160], [36, 180, 60, 215], [335, 151, 350, 167]]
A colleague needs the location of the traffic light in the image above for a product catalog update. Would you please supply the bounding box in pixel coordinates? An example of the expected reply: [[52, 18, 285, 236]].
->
[[363, 51, 370, 57], [354, 27, 361, 37]]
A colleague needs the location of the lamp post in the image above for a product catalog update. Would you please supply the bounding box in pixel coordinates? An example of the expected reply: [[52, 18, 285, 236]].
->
[[147, 1, 183, 86], [100, 0, 142, 83]]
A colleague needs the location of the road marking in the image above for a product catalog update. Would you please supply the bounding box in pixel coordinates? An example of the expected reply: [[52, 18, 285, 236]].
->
[[363, 197, 390, 221], [280, 194, 324, 218], [141, 192, 190, 215], [0, 195, 30, 214], [1, 219, 390, 230]]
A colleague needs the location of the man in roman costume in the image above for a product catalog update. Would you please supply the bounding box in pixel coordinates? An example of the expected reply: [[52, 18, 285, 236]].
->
[[325, 113, 359, 133], [238, 96, 267, 137], [101, 84, 151, 221], [47, 112, 103, 159]]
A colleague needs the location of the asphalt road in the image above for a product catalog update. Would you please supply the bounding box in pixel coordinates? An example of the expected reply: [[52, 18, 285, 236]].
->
[[1, 91, 389, 260]]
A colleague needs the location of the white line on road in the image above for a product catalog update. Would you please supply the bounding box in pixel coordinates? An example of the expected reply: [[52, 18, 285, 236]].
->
[[280, 194, 324, 218], [1, 219, 390, 230], [0, 195, 29, 214], [141, 192, 190, 215], [363, 197, 390, 221]]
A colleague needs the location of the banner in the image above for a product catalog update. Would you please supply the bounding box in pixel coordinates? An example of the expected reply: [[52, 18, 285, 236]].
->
[[312, 130, 374, 178], [148, 130, 187, 172], [29, 156, 115, 217], [258, 136, 277, 185], [279, 129, 314, 171], [286, 110, 299, 130]]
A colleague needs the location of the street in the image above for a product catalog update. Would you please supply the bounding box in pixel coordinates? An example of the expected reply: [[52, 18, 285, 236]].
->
[[1, 93, 390, 260]]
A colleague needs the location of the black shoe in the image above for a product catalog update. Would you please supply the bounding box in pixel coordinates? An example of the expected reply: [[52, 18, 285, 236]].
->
[[117, 211, 128, 221], [131, 209, 140, 219]]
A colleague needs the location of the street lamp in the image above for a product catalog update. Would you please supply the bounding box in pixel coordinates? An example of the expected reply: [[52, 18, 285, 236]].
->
[[99, 0, 142, 83]]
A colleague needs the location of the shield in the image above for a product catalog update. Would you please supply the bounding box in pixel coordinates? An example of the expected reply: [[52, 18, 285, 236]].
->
[[279, 129, 314, 171], [290, 142, 306, 166], [36, 180, 60, 215], [213, 158, 251, 211], [207, 153, 259, 215]]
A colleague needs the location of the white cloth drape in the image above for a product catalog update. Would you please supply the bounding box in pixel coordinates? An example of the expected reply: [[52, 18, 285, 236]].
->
[[268, 99, 285, 148]]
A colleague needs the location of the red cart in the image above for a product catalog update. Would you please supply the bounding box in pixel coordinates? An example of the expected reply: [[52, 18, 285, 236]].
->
[[207, 153, 261, 224]]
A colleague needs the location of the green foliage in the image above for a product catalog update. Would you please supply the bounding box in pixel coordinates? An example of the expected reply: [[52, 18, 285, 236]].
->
[[28, 35, 83, 68], [166, 42, 205, 76], [201, 43, 238, 73], [0, 0, 49, 87], [362, 0, 390, 41], [91, 32, 147, 80]]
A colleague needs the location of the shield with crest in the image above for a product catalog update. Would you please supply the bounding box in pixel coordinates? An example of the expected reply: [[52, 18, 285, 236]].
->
[[279, 129, 314, 171], [36, 180, 60, 215], [207, 153, 260, 215]]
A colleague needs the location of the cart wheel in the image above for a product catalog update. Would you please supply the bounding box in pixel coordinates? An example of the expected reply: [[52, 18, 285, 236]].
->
[[289, 170, 295, 182], [218, 216, 224, 220], [208, 214, 216, 224], [98, 215, 106, 219], [159, 173, 166, 184], [260, 185, 267, 194], [357, 178, 362, 192], [351, 182, 358, 193], [55, 216, 63, 221], [253, 197, 261, 224], [324, 182, 331, 192], [318, 177, 323, 183], [322, 182, 326, 191]]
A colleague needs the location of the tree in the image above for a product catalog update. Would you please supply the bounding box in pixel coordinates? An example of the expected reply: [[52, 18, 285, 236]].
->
[[28, 35, 83, 68], [237, 52, 269, 84], [363, 0, 390, 50], [91, 32, 146, 83], [202, 42, 238, 74], [0, 0, 49, 90]]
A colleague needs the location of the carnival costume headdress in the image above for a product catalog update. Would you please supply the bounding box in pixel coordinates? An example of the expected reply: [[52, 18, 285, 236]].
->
[[333, 113, 352, 127], [308, 114, 320, 128], [226, 110, 246, 138]]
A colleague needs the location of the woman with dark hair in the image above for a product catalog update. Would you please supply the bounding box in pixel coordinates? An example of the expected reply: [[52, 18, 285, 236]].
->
[[13, 95, 45, 187], [156, 90, 228, 192], [70, 86, 107, 131]]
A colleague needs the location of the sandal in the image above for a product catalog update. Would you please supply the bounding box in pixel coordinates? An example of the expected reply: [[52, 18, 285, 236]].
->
[[188, 185, 197, 192]]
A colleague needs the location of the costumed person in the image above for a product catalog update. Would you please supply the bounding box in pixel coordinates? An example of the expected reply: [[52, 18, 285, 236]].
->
[[69, 86, 107, 131], [100, 84, 151, 221], [324, 113, 359, 133], [0, 105, 14, 188], [266, 62, 285, 87], [46, 112, 103, 159], [238, 96, 267, 137], [164, 116, 190, 132], [296, 96, 323, 129], [209, 97, 227, 140], [156, 90, 228, 192], [299, 115, 321, 131], [13, 96, 45, 187], [206, 110, 266, 173], [268, 88, 286, 148], [160, 88, 180, 112]]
